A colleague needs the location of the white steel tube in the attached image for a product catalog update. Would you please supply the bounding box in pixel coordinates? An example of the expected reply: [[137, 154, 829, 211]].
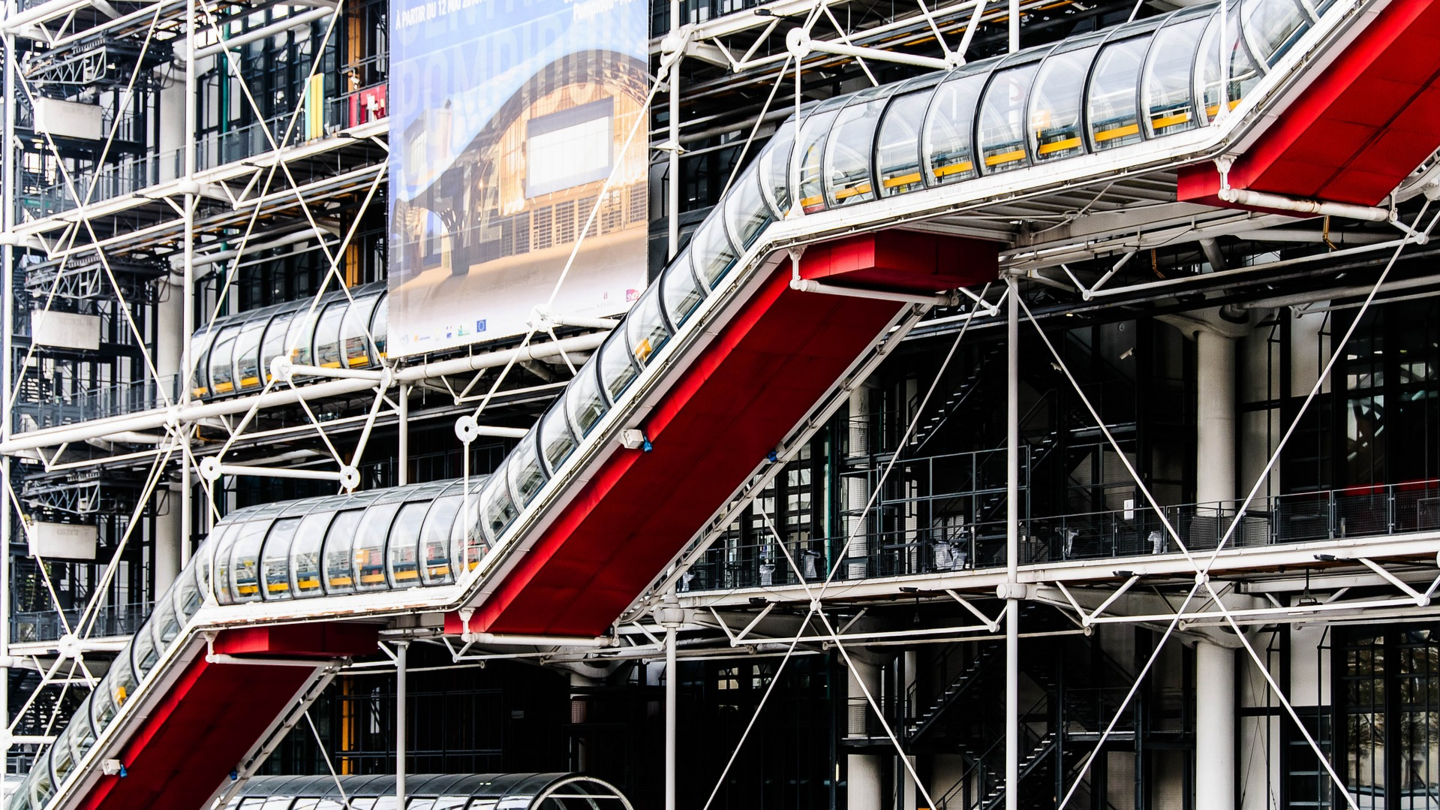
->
[[193, 8, 335, 59], [213, 464, 346, 482], [804, 39, 951, 70], [665, 625, 678, 810], [1, 28, 15, 763], [395, 640, 408, 806], [1195, 642, 1235, 809], [397, 383, 409, 486], [1005, 277, 1020, 810], [789, 278, 954, 306], [182, 0, 198, 574], [667, 8, 680, 260], [1218, 187, 1392, 222]]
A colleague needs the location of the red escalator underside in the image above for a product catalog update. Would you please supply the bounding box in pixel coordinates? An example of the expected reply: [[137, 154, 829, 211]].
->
[[77, 624, 377, 810], [458, 231, 998, 637], [1179, 0, 1440, 207]]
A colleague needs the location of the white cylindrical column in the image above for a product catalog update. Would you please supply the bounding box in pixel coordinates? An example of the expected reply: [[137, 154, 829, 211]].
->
[[1195, 641, 1235, 810], [395, 640, 409, 805], [665, 625, 678, 810], [846, 386, 871, 578], [847, 659, 883, 810], [1196, 330, 1237, 507], [153, 483, 183, 593]]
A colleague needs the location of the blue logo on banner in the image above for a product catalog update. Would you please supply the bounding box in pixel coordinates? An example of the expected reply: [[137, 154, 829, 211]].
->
[[477, 319, 487, 333]]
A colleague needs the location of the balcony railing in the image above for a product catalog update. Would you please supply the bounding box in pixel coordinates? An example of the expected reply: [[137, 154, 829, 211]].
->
[[14, 375, 183, 431], [683, 481, 1440, 593], [18, 82, 387, 221], [10, 602, 152, 644]]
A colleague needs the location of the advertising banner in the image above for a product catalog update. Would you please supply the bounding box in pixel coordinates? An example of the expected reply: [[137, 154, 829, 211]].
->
[[388, 0, 649, 357]]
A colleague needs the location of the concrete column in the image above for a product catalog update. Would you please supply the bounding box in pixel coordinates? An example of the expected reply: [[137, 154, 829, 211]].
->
[[847, 659, 883, 810], [1195, 641, 1235, 810], [153, 483, 183, 594], [154, 281, 186, 584], [1196, 330, 1237, 507]]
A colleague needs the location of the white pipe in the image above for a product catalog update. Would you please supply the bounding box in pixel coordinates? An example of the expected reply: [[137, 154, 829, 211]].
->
[[395, 640, 408, 807], [397, 383, 409, 486], [803, 38, 951, 70], [1236, 272, 1440, 310], [1, 334, 608, 454], [1195, 642, 1236, 810], [665, 625, 677, 810], [789, 278, 954, 305], [1004, 277, 1020, 810], [395, 332, 606, 382], [212, 464, 346, 482], [1217, 187, 1392, 223], [194, 8, 335, 59], [205, 654, 329, 667], [1231, 227, 1394, 245], [462, 632, 615, 647]]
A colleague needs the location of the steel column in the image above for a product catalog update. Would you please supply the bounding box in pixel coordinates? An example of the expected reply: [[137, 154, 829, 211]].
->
[[1005, 276, 1020, 810], [395, 640, 409, 804], [665, 624, 678, 810]]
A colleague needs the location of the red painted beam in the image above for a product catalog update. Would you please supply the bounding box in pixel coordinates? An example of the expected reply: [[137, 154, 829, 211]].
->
[[74, 624, 376, 810], [458, 231, 996, 637], [1179, 0, 1440, 207]]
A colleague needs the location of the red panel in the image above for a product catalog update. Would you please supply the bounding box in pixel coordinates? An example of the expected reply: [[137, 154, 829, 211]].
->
[[1178, 0, 1440, 208], [466, 232, 997, 637], [76, 649, 319, 810], [213, 623, 379, 658], [800, 231, 1000, 293]]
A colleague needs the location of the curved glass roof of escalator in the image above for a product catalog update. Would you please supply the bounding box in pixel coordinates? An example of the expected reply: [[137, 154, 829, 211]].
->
[[229, 773, 633, 810]]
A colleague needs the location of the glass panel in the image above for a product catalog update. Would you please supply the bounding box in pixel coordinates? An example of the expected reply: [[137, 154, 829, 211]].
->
[[451, 483, 487, 573], [261, 518, 302, 600], [91, 675, 119, 735], [190, 330, 216, 397], [208, 325, 240, 395], [210, 522, 241, 606], [313, 300, 348, 369], [1198, 12, 1265, 122], [290, 510, 336, 596], [354, 502, 403, 592], [322, 510, 365, 594], [508, 433, 548, 506], [388, 501, 429, 587], [420, 494, 463, 585], [1087, 35, 1152, 150], [233, 317, 268, 392], [131, 615, 161, 676], [660, 252, 705, 329], [259, 310, 296, 384], [341, 293, 381, 368], [825, 94, 887, 206], [924, 73, 986, 184], [757, 120, 795, 215], [626, 286, 671, 368], [978, 63, 1042, 173], [1143, 15, 1206, 136], [31, 769, 53, 810], [599, 329, 640, 403], [371, 295, 389, 360], [691, 217, 738, 290], [877, 88, 931, 195], [480, 474, 519, 542], [795, 108, 841, 214], [539, 399, 578, 473], [175, 545, 205, 620], [1242, 0, 1310, 65], [228, 520, 270, 603], [109, 652, 136, 711], [1030, 46, 1097, 162], [565, 360, 609, 437], [286, 306, 321, 366], [723, 167, 773, 249], [69, 697, 96, 760], [50, 728, 75, 785], [151, 590, 181, 645]]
